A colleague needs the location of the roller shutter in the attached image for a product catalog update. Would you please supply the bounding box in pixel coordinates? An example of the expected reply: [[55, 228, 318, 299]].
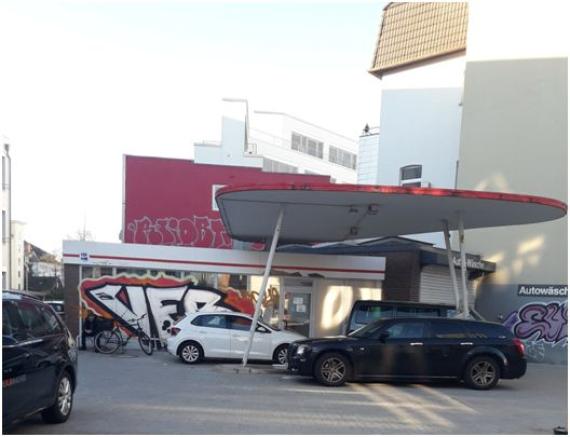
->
[[419, 265, 475, 306]]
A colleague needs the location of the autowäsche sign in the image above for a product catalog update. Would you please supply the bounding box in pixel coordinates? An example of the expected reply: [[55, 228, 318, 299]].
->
[[517, 284, 568, 297]]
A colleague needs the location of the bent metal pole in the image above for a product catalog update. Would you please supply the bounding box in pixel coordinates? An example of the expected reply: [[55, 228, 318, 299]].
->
[[442, 219, 461, 314], [242, 208, 285, 367]]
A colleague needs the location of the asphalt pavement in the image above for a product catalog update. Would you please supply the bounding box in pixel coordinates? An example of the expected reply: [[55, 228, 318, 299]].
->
[[8, 348, 568, 434]]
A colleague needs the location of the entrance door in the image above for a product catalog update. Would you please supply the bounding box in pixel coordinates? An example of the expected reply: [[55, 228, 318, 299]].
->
[[284, 285, 312, 337]]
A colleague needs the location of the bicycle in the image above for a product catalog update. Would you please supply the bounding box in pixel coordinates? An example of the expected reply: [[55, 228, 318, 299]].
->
[[94, 314, 154, 356]]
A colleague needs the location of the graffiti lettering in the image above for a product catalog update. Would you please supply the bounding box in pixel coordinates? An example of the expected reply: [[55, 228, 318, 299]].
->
[[503, 301, 568, 346], [126, 216, 232, 248], [81, 275, 255, 341]]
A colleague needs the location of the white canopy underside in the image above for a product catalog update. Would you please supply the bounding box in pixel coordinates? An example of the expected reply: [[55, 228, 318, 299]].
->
[[217, 184, 566, 243]]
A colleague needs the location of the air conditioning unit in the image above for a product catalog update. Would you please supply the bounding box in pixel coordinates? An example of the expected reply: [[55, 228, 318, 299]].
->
[[401, 180, 432, 188]]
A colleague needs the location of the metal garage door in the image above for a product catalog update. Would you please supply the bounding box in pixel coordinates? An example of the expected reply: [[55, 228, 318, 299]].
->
[[419, 265, 476, 306]]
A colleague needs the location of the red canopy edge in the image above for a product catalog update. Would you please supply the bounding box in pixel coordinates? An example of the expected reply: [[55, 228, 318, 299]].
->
[[216, 183, 568, 213]]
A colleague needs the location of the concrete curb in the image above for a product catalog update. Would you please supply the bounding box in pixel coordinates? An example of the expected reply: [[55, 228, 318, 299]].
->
[[215, 364, 288, 374]]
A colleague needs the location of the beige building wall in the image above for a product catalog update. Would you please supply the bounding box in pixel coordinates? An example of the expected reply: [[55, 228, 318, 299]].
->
[[456, 2, 567, 364], [457, 57, 567, 285], [457, 2, 568, 286], [312, 279, 381, 338]]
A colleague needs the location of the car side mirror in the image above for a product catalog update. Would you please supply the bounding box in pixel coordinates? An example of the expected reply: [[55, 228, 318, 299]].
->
[[256, 325, 269, 334], [2, 336, 16, 347], [377, 331, 389, 342]]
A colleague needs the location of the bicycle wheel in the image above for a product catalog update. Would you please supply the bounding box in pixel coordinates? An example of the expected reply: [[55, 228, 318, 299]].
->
[[138, 332, 154, 356], [94, 330, 121, 354]]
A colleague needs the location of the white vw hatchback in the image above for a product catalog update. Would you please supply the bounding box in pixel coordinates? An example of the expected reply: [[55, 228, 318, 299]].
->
[[166, 311, 306, 365]]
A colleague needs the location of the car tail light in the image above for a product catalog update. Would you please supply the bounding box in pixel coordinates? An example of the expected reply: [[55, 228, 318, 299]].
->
[[513, 338, 525, 356], [170, 327, 181, 336]]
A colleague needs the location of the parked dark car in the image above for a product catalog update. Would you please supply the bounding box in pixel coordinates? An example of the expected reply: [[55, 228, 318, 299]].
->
[[344, 300, 484, 334], [289, 317, 526, 390], [2, 291, 78, 429]]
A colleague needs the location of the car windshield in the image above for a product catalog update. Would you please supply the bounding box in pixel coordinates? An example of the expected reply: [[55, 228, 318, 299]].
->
[[348, 321, 384, 339]]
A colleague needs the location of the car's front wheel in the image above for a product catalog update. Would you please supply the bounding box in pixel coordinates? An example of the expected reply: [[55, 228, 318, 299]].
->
[[41, 371, 73, 424], [178, 341, 204, 364], [273, 344, 289, 365], [464, 356, 500, 390], [314, 353, 351, 387]]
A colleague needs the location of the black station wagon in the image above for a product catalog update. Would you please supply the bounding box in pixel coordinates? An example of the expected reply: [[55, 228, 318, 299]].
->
[[289, 317, 526, 390], [3, 291, 78, 429]]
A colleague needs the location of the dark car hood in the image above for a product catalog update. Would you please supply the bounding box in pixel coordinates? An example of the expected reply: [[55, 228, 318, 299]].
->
[[293, 336, 358, 346]]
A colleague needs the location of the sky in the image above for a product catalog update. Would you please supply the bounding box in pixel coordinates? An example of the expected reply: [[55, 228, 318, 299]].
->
[[0, 0, 384, 255]]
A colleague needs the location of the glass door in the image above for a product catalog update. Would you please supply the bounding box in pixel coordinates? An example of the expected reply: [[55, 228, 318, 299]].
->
[[283, 279, 313, 337]]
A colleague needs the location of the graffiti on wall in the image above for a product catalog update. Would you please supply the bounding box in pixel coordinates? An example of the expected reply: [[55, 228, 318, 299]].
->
[[503, 301, 568, 362], [126, 216, 233, 248], [81, 275, 256, 341]]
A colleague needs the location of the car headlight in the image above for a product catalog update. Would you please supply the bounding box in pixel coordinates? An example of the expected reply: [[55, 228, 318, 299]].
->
[[296, 344, 311, 356]]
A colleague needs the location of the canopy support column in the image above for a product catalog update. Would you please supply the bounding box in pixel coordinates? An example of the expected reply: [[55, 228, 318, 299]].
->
[[442, 219, 461, 313], [457, 213, 470, 319], [242, 208, 285, 367]]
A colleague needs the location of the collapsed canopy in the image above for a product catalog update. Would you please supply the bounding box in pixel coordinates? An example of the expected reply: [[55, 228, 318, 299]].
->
[[216, 183, 567, 243]]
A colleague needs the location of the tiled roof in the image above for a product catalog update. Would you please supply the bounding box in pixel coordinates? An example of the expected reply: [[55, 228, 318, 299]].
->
[[370, 2, 468, 77]]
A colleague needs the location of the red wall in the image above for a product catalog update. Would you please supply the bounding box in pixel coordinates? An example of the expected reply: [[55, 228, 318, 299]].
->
[[123, 155, 329, 249]]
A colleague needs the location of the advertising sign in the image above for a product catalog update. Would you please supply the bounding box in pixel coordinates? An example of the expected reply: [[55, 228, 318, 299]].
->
[[517, 284, 568, 297]]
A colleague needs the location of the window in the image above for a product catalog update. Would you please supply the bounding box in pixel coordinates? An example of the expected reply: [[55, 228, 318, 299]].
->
[[262, 158, 297, 174], [415, 307, 442, 318], [228, 316, 251, 331], [400, 165, 422, 186], [385, 321, 428, 339], [394, 306, 415, 317], [291, 132, 324, 159], [465, 323, 509, 340], [432, 321, 466, 339], [2, 304, 13, 337], [9, 301, 57, 339], [211, 184, 226, 211], [191, 314, 227, 329], [329, 146, 357, 169], [355, 304, 394, 325], [2, 156, 7, 188], [40, 306, 63, 334]]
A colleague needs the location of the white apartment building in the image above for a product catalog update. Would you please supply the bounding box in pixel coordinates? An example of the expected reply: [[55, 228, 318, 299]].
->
[[194, 100, 358, 183], [2, 143, 11, 289], [361, 2, 468, 245], [10, 220, 25, 290]]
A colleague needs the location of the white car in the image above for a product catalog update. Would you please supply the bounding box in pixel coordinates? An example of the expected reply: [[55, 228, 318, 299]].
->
[[166, 311, 306, 365]]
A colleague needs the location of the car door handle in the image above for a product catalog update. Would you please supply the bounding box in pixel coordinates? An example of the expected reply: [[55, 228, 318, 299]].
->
[[409, 342, 423, 346], [460, 342, 474, 346]]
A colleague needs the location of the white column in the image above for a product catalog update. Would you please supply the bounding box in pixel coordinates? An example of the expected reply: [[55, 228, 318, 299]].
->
[[457, 214, 470, 319], [442, 220, 461, 313], [242, 208, 285, 367]]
